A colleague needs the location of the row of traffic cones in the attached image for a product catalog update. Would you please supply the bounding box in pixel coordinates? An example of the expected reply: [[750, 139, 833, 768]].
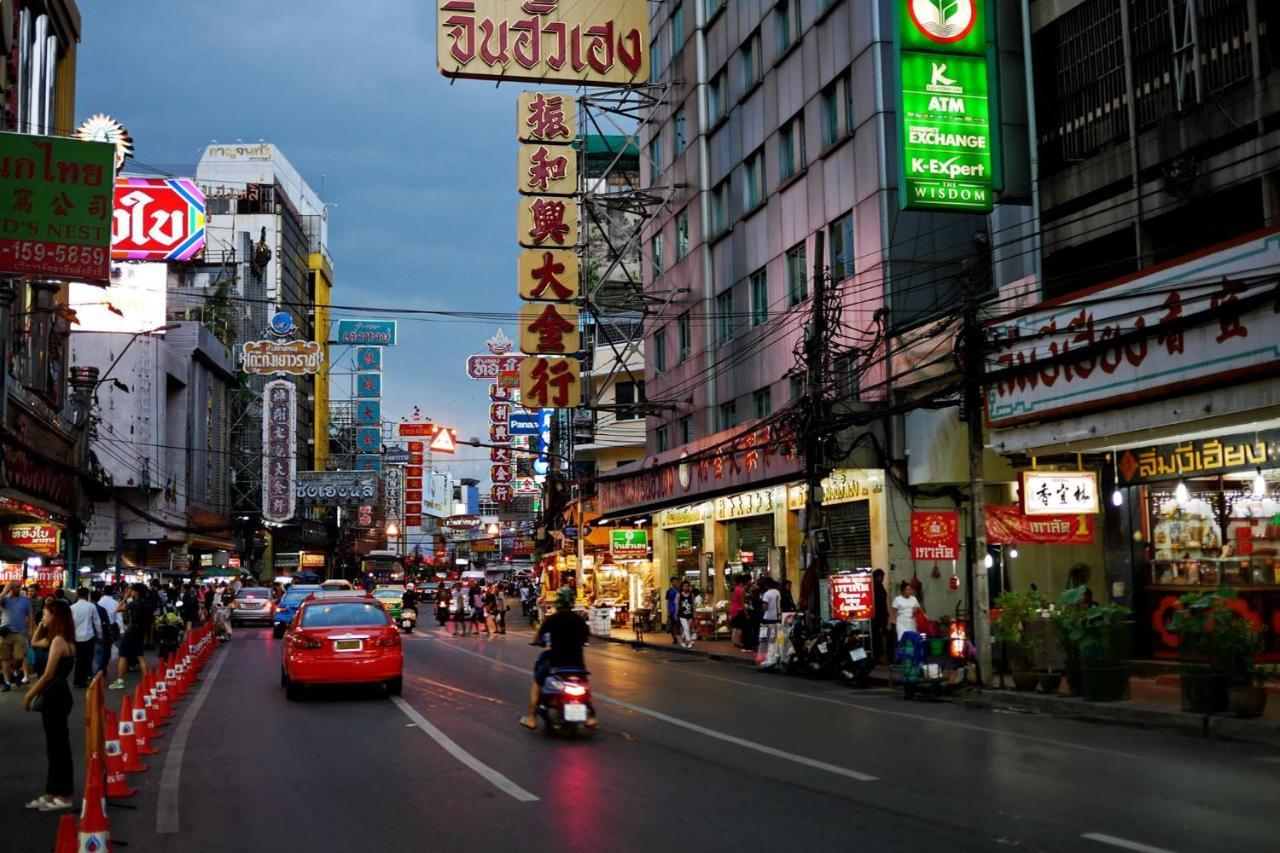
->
[[55, 623, 218, 853]]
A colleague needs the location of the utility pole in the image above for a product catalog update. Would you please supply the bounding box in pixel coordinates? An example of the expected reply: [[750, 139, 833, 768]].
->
[[960, 260, 992, 684], [802, 232, 828, 605]]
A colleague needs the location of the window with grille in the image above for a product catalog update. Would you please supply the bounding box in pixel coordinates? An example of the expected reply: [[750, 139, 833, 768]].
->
[[825, 501, 872, 570]]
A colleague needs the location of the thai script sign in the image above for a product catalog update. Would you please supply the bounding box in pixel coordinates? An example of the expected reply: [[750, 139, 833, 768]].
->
[[467, 354, 525, 380], [111, 177, 206, 261], [820, 469, 885, 505], [1021, 471, 1099, 516], [1116, 430, 1280, 485], [830, 573, 875, 621], [895, 0, 994, 213], [262, 379, 297, 523], [987, 232, 1280, 427], [384, 447, 412, 465], [910, 511, 959, 561], [438, 0, 649, 87], [985, 505, 1096, 546], [610, 528, 648, 559], [294, 472, 377, 507], [444, 515, 481, 531], [3, 523, 61, 557], [336, 319, 397, 346], [240, 340, 324, 375], [0, 133, 115, 283]]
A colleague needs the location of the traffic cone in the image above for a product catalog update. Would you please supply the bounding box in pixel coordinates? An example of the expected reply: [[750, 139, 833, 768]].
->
[[155, 669, 173, 722], [78, 752, 111, 852], [133, 685, 160, 750], [54, 814, 78, 853], [102, 709, 136, 799], [117, 696, 147, 773]]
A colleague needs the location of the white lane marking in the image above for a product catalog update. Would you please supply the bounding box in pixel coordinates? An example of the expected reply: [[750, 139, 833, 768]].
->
[[390, 696, 539, 802], [583, 645, 1149, 761], [435, 642, 877, 783], [156, 647, 230, 834], [1081, 832, 1180, 853]]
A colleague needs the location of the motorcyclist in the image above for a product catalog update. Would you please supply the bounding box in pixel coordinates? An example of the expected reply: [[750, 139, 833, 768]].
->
[[401, 583, 418, 613], [519, 588, 592, 730]]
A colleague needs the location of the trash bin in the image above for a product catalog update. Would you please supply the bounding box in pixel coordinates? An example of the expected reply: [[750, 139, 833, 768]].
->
[[589, 607, 613, 638]]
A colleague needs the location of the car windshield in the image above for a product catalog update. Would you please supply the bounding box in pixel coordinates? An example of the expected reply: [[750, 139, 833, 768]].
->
[[373, 590, 402, 600], [280, 591, 312, 606], [237, 588, 270, 599], [300, 602, 389, 628]]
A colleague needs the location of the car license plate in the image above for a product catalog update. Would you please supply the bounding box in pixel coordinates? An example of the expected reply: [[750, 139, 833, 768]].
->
[[850, 648, 868, 662], [563, 703, 588, 722], [817, 643, 828, 654], [334, 639, 362, 652]]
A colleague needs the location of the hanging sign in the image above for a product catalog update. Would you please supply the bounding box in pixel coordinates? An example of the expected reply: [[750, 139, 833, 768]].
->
[[356, 456, 382, 473], [985, 505, 1096, 546], [491, 484, 514, 503], [262, 379, 297, 523], [240, 340, 324, 375], [356, 373, 383, 399], [336, 319, 397, 346], [111, 177, 207, 261], [910, 511, 959, 561], [356, 401, 382, 426], [467, 354, 526, 380], [518, 249, 580, 302], [0, 133, 115, 283], [610, 528, 648, 559], [519, 303, 580, 355], [356, 427, 381, 453], [295, 472, 377, 507], [517, 144, 578, 196], [518, 91, 578, 142], [398, 423, 434, 437], [1021, 471, 1100, 516], [383, 447, 412, 465], [830, 573, 875, 621], [1116, 430, 1280, 485], [518, 197, 579, 248], [355, 347, 382, 371], [519, 356, 581, 408]]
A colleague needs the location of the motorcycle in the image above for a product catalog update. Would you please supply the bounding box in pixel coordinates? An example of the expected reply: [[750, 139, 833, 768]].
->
[[798, 618, 846, 678], [435, 598, 450, 626], [537, 668, 595, 736], [400, 606, 417, 634], [835, 622, 875, 688]]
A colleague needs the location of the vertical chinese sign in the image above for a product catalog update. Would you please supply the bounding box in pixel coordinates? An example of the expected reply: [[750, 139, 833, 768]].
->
[[262, 380, 298, 523], [354, 344, 385, 472], [895, 0, 996, 213], [0, 133, 115, 283]]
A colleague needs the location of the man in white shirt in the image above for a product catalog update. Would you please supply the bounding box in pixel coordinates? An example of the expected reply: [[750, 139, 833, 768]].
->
[[97, 586, 123, 636], [70, 587, 103, 688]]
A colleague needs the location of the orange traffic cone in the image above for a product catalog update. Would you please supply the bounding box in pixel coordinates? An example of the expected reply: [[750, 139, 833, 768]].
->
[[54, 813, 79, 853], [102, 710, 136, 799], [133, 685, 160, 750], [117, 695, 148, 773], [78, 752, 111, 852]]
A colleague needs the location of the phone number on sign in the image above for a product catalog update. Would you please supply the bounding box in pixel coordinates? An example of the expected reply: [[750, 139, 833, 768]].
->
[[0, 239, 108, 279]]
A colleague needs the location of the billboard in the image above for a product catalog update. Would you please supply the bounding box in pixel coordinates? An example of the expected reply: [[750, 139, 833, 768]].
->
[[0, 133, 115, 283], [240, 340, 324, 375], [294, 472, 377, 507], [262, 379, 297, 523], [336, 319, 397, 346], [70, 263, 166, 333], [438, 0, 649, 87], [111, 177, 207, 261]]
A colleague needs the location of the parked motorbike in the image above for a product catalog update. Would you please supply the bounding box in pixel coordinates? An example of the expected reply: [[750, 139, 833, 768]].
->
[[798, 619, 846, 678], [835, 623, 875, 688], [537, 668, 595, 736], [400, 606, 417, 634]]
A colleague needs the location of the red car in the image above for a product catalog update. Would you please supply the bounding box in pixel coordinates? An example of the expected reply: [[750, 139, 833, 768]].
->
[[281, 595, 403, 700]]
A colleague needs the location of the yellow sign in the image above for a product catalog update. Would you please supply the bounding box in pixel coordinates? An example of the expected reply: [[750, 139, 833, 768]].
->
[[714, 487, 785, 521], [821, 469, 885, 505], [517, 143, 578, 196], [438, 0, 650, 87], [518, 250, 579, 302], [519, 356, 582, 408], [655, 503, 710, 529], [517, 197, 579, 248], [518, 92, 577, 142], [519, 303, 580, 355]]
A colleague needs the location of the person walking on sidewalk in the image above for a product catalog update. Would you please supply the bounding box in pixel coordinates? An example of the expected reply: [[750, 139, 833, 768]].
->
[[69, 588, 101, 689], [666, 577, 680, 644], [728, 575, 747, 649], [1, 580, 33, 691], [91, 590, 115, 678], [675, 581, 697, 649], [110, 584, 149, 690], [22, 598, 76, 812]]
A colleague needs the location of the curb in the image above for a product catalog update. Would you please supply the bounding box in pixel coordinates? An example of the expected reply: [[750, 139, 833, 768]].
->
[[595, 632, 760, 668], [947, 687, 1280, 748]]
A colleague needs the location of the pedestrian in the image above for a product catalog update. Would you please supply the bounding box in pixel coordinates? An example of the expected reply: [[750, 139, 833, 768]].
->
[[742, 577, 763, 651], [22, 597, 76, 812], [728, 575, 747, 648], [665, 576, 680, 644], [871, 569, 889, 663], [202, 584, 215, 625], [180, 583, 200, 630], [1, 579, 33, 691], [435, 585, 451, 627], [497, 585, 510, 634], [890, 581, 925, 645], [483, 585, 500, 640], [781, 579, 797, 613], [675, 581, 696, 649], [471, 583, 486, 636], [455, 583, 471, 637], [110, 584, 149, 690], [69, 588, 101, 688], [90, 590, 115, 677]]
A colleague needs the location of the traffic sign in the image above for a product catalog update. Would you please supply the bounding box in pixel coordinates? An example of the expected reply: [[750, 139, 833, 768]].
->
[[429, 428, 458, 454]]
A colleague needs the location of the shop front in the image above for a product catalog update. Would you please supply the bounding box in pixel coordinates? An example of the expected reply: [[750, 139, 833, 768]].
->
[[0, 511, 66, 595]]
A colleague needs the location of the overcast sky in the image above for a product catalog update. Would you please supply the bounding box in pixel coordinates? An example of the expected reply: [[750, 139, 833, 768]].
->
[[78, 0, 525, 483]]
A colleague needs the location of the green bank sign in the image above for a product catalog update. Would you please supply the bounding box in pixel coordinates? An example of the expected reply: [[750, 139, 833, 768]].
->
[[896, 0, 994, 213]]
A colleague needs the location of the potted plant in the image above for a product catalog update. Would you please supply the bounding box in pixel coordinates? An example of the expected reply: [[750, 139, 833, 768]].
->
[[1076, 601, 1133, 701], [1169, 589, 1264, 714], [1230, 663, 1272, 719], [1051, 587, 1090, 695], [992, 590, 1049, 691]]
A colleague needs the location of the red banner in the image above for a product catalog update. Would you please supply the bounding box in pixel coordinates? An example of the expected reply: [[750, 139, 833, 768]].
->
[[830, 573, 875, 621], [910, 511, 959, 561], [4, 523, 61, 556], [985, 505, 1096, 546]]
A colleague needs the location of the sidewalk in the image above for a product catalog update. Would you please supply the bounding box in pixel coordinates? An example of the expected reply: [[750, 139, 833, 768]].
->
[[594, 626, 1280, 747]]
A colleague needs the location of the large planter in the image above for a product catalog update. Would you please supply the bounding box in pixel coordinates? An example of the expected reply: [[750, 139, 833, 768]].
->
[[1081, 665, 1131, 702], [1037, 672, 1063, 694], [1227, 685, 1269, 719], [1180, 669, 1229, 713], [1011, 669, 1040, 692], [1064, 657, 1083, 696]]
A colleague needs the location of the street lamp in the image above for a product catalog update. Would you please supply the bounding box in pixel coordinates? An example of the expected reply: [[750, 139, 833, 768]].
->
[[385, 521, 400, 538]]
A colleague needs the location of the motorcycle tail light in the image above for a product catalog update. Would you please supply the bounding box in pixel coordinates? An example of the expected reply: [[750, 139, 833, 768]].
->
[[563, 683, 587, 697]]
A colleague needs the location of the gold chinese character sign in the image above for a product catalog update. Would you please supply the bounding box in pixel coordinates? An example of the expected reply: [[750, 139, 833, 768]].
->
[[518, 92, 577, 142], [518, 249, 579, 301], [519, 303, 580, 354], [438, 0, 649, 87], [517, 143, 578, 196], [519, 356, 581, 408], [517, 197, 579, 247]]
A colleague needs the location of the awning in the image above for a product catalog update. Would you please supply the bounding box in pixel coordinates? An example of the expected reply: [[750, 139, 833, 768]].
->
[[0, 543, 43, 562]]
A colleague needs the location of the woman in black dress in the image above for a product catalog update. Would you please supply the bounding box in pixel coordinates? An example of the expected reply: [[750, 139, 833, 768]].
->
[[22, 598, 76, 812]]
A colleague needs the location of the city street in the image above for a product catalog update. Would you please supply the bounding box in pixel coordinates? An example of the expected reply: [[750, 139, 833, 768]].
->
[[39, 625, 1271, 853]]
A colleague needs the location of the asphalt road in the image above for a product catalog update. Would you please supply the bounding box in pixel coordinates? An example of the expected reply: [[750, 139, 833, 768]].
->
[[44, 620, 1280, 853]]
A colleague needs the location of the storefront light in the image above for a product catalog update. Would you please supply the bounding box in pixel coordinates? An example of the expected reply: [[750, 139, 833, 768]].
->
[[1251, 469, 1267, 499], [1008, 547, 1019, 559], [1174, 481, 1190, 505], [1111, 488, 1124, 507], [983, 553, 994, 569]]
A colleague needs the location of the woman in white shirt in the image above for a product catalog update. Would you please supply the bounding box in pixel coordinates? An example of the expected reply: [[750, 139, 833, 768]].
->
[[890, 581, 925, 640]]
